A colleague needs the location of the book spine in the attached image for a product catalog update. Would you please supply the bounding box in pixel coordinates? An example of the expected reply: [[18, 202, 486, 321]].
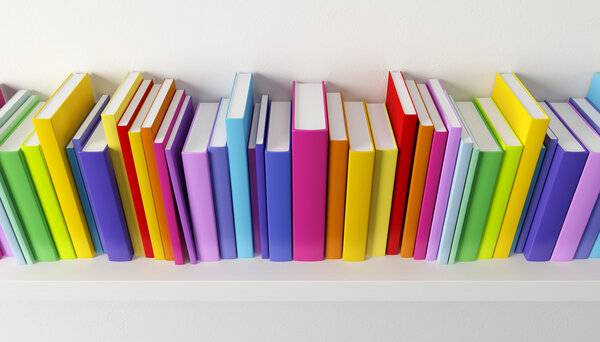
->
[[325, 139, 349, 259], [0, 218, 12, 257], [208, 146, 237, 259], [575, 198, 600, 259], [256, 142, 269, 259], [0, 174, 31, 263], [248, 144, 262, 255], [587, 73, 600, 110], [265, 149, 293, 261]]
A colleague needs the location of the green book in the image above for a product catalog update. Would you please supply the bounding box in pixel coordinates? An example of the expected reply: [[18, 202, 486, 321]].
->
[[0, 99, 58, 262], [474, 97, 524, 259], [453, 100, 504, 262], [22, 131, 76, 259]]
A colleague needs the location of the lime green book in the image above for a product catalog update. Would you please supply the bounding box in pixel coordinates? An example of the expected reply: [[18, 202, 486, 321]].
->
[[0, 99, 58, 261], [474, 97, 523, 259], [22, 131, 76, 259]]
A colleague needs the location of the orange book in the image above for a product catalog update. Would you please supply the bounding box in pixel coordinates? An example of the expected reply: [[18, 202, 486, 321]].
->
[[324, 92, 349, 259], [400, 80, 434, 257], [141, 79, 176, 260]]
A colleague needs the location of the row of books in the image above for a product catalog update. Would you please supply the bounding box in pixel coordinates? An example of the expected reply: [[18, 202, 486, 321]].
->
[[0, 71, 599, 265]]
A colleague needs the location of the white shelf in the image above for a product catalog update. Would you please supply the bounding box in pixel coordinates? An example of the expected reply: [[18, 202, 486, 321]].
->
[[0, 254, 599, 301]]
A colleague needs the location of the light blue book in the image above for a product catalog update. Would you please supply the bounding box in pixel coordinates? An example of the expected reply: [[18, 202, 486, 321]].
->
[[586, 73, 600, 110], [437, 96, 473, 264], [225, 72, 255, 258]]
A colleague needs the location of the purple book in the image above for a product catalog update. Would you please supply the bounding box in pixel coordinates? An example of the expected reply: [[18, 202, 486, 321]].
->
[[208, 99, 237, 259], [78, 118, 133, 261], [523, 102, 587, 261], [183, 102, 221, 261], [247, 103, 262, 255], [165, 96, 197, 263]]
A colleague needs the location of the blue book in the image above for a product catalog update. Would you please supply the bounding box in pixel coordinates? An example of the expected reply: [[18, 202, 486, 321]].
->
[[511, 145, 546, 254], [515, 131, 558, 253], [265, 101, 292, 261], [250, 95, 270, 258], [586, 73, 600, 111], [66, 95, 111, 254], [225, 72, 255, 258]]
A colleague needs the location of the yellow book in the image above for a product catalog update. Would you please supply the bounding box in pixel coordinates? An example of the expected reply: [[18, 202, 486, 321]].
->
[[365, 103, 398, 257], [32, 73, 96, 258], [342, 101, 375, 261], [491, 73, 550, 258], [100, 71, 144, 256], [129, 83, 165, 259]]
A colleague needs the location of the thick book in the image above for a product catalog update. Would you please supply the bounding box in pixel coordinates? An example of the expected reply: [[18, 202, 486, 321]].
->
[[78, 120, 133, 261], [548, 101, 600, 261], [522, 102, 587, 261], [412, 83, 447, 259], [117, 79, 154, 257], [453, 101, 503, 263], [436, 95, 474, 263], [165, 96, 196, 263], [401, 80, 434, 258], [422, 79, 463, 260], [365, 103, 398, 257], [253, 95, 270, 258], [32, 73, 98, 258], [183, 103, 221, 261], [385, 71, 418, 255], [292, 81, 328, 261], [67, 95, 112, 254], [490, 73, 550, 258], [342, 101, 374, 261], [100, 71, 144, 256], [475, 97, 523, 259], [248, 103, 262, 255], [325, 92, 348, 259], [128, 83, 164, 259], [265, 101, 292, 261], [154, 89, 186, 264], [226, 72, 255, 258], [208, 99, 237, 259]]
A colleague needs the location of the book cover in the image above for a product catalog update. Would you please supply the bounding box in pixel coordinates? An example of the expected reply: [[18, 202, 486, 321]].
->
[[586, 73, 600, 110], [254, 95, 270, 258], [100, 71, 144, 256], [248, 103, 262, 255], [385, 71, 418, 255], [265, 101, 292, 261], [342, 101, 374, 261], [208, 99, 237, 259], [325, 92, 348, 259], [490, 73, 550, 258], [292, 81, 328, 261]]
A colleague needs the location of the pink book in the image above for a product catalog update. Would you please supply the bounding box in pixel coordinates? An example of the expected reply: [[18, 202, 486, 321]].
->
[[292, 81, 329, 261], [425, 80, 463, 260], [414, 83, 448, 260], [0, 88, 11, 256], [154, 90, 186, 264]]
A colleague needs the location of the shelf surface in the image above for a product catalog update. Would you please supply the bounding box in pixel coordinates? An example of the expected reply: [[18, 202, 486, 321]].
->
[[0, 254, 599, 301]]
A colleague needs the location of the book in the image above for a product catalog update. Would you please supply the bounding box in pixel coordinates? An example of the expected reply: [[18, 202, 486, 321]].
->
[[265, 101, 292, 261], [365, 103, 397, 257], [154, 89, 186, 264], [423, 80, 463, 260], [0, 88, 4, 108], [490, 73, 550, 258], [586, 73, 600, 110], [165, 96, 197, 263], [522, 102, 587, 261], [33, 73, 97, 258], [548, 101, 600, 261], [253, 95, 270, 258], [475, 97, 523, 259], [100, 71, 144, 256], [117, 79, 154, 257], [67, 95, 112, 254], [0, 99, 59, 261], [342, 101, 374, 261], [226, 72, 255, 258], [142, 80, 176, 261], [183, 102, 221, 261], [292, 81, 328, 261], [385, 71, 418, 255], [78, 119, 133, 261], [325, 92, 348, 259], [515, 132, 558, 253], [401, 80, 434, 258], [412, 83, 448, 259], [436, 95, 474, 263], [453, 101, 503, 263], [248, 103, 262, 255], [128, 83, 164, 259], [208, 99, 237, 259]]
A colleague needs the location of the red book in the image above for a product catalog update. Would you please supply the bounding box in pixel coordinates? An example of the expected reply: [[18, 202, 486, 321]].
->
[[385, 71, 418, 255], [117, 79, 154, 257]]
